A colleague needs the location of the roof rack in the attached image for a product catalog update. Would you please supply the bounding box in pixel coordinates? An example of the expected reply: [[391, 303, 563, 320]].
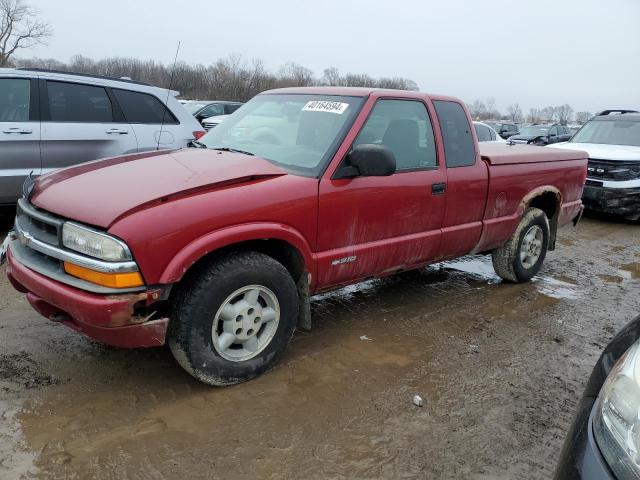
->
[[596, 109, 639, 116], [15, 68, 153, 86]]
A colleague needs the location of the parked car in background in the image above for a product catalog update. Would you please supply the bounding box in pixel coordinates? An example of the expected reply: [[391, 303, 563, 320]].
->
[[202, 114, 230, 131], [508, 124, 573, 146], [3, 86, 587, 386], [555, 313, 640, 479], [182, 100, 243, 125], [474, 121, 506, 143], [0, 68, 204, 205], [550, 110, 640, 220], [485, 121, 519, 139]]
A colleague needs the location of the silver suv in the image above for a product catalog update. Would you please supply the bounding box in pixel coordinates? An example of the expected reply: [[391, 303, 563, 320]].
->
[[0, 68, 204, 205]]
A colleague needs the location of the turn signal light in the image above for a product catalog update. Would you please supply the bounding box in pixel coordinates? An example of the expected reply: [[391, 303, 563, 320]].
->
[[63, 262, 144, 289]]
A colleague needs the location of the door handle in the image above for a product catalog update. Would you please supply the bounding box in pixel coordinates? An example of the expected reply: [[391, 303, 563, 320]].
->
[[3, 128, 32, 134], [106, 128, 128, 135], [431, 182, 446, 195]]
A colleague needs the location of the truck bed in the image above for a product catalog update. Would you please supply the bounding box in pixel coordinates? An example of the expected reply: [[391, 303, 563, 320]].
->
[[480, 143, 587, 165]]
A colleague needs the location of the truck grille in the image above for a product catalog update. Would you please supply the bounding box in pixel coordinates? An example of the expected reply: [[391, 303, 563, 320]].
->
[[16, 198, 64, 256], [11, 198, 144, 293], [587, 159, 640, 181]]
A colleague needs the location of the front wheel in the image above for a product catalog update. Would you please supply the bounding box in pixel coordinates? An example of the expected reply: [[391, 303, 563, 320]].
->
[[168, 251, 299, 386], [492, 207, 550, 283]]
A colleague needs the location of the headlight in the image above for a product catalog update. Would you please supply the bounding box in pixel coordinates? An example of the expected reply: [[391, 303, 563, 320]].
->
[[62, 222, 132, 262], [594, 339, 640, 479]]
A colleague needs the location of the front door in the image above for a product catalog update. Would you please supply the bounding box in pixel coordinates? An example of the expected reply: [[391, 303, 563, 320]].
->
[[317, 98, 446, 288], [40, 79, 137, 173], [0, 77, 41, 204]]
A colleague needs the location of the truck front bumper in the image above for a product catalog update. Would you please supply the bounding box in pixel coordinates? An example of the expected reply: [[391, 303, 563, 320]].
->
[[5, 244, 169, 348], [583, 180, 640, 220]]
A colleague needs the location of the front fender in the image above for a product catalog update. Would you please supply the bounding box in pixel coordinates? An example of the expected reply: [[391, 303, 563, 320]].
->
[[158, 222, 316, 286]]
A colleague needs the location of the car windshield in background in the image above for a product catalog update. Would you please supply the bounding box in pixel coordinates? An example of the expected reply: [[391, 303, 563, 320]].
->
[[199, 94, 364, 177], [183, 102, 208, 114], [520, 126, 550, 136], [571, 119, 640, 147]]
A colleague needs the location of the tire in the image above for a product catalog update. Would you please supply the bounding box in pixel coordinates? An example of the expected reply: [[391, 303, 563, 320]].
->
[[492, 207, 550, 283], [168, 251, 299, 386]]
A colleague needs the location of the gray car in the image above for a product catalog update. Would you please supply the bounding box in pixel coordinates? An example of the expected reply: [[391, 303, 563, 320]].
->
[[0, 68, 203, 205]]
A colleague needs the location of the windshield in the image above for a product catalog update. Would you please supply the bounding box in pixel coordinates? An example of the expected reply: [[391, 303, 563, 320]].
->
[[519, 126, 550, 136], [571, 119, 640, 147], [183, 102, 208, 114], [199, 94, 365, 177]]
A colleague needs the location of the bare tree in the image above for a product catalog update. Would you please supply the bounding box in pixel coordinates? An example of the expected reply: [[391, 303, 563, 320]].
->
[[13, 54, 420, 101], [0, 0, 51, 67], [322, 67, 342, 86], [468, 99, 487, 120], [527, 108, 542, 123], [540, 106, 555, 123], [554, 104, 574, 124], [506, 103, 523, 123], [574, 111, 592, 124], [278, 62, 314, 87]]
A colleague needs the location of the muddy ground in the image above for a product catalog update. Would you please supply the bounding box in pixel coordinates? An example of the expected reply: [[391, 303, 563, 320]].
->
[[0, 211, 638, 480]]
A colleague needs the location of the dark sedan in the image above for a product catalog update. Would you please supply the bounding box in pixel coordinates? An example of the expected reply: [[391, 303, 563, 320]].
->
[[556, 314, 640, 479], [182, 100, 244, 124], [509, 125, 573, 145]]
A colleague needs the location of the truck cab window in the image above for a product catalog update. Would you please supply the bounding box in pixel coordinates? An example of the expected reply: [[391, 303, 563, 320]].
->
[[433, 100, 475, 168], [353, 99, 437, 170]]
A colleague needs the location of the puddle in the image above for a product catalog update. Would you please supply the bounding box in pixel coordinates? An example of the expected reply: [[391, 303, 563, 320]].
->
[[620, 263, 640, 279], [597, 274, 624, 284], [312, 279, 378, 301], [438, 256, 502, 284], [533, 276, 581, 300], [0, 400, 38, 478]]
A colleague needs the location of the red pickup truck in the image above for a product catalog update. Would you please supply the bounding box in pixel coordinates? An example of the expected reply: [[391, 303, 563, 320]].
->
[[2, 87, 587, 385]]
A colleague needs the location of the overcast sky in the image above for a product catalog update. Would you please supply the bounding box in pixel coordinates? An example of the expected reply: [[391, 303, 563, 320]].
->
[[26, 0, 640, 114]]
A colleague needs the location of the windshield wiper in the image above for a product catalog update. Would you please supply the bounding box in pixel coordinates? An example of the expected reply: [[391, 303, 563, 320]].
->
[[210, 147, 255, 156], [190, 140, 208, 148]]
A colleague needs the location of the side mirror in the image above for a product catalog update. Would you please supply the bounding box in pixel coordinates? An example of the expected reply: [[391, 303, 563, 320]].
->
[[336, 144, 396, 178]]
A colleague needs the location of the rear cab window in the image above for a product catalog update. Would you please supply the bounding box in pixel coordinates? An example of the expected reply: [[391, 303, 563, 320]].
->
[[46, 81, 113, 122], [433, 100, 476, 168], [113, 89, 178, 124], [0, 78, 33, 122]]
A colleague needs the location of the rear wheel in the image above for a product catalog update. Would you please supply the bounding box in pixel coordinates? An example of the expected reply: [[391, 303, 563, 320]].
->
[[168, 251, 299, 386], [492, 207, 550, 283]]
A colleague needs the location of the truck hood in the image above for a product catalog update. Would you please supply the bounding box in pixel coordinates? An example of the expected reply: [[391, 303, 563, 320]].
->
[[549, 142, 640, 161], [31, 149, 287, 228]]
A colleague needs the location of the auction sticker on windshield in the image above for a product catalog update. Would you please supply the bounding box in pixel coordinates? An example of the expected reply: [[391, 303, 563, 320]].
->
[[302, 101, 349, 114]]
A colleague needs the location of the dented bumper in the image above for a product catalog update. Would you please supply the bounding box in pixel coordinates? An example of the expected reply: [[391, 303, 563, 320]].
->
[[5, 246, 169, 348], [582, 181, 640, 220]]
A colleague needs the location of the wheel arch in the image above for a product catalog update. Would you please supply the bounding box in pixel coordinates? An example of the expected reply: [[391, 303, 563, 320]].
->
[[159, 223, 315, 286], [519, 186, 562, 250]]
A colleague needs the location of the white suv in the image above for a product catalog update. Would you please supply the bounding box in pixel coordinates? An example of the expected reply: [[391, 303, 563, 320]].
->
[[550, 110, 640, 220], [0, 68, 204, 205]]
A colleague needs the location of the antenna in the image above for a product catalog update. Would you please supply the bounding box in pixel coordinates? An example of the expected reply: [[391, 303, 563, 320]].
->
[[157, 41, 181, 151]]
